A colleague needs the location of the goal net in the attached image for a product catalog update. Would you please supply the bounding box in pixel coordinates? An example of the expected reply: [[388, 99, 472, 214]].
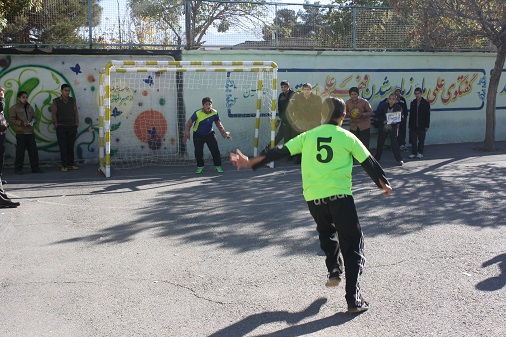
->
[[98, 60, 278, 177]]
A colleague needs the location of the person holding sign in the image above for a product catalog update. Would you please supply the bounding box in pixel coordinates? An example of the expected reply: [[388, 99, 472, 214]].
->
[[374, 94, 404, 166]]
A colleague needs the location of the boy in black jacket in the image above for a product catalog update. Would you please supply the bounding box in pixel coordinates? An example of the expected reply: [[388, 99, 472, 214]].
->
[[375, 94, 404, 166], [408, 87, 431, 159]]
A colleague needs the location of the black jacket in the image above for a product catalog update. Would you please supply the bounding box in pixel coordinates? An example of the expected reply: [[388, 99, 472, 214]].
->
[[277, 89, 295, 119], [378, 103, 402, 131], [409, 97, 430, 129], [397, 96, 408, 118]]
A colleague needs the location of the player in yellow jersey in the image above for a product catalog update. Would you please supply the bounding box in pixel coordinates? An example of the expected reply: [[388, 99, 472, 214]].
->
[[230, 97, 392, 313]]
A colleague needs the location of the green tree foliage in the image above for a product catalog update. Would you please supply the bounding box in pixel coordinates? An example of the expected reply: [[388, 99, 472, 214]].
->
[[129, 0, 268, 48], [319, 0, 401, 49], [262, 1, 392, 48], [0, 0, 101, 46], [389, 0, 506, 150], [262, 4, 326, 43], [262, 9, 298, 41], [0, 0, 42, 32], [297, 3, 326, 37]]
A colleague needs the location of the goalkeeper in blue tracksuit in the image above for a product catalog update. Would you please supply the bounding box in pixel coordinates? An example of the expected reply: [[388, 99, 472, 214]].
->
[[183, 97, 232, 174]]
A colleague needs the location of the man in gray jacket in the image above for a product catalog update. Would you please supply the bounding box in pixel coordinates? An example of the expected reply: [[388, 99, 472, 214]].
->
[[9, 91, 43, 174]]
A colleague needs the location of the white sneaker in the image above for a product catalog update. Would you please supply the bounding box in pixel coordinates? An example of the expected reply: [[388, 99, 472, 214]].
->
[[399, 145, 406, 151], [409, 154, 416, 159], [416, 153, 424, 159]]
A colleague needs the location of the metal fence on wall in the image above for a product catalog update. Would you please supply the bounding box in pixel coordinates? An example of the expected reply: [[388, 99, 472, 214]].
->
[[0, 0, 494, 52]]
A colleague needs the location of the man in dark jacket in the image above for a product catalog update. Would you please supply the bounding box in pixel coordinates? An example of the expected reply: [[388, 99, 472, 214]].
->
[[408, 87, 430, 159], [394, 87, 409, 150], [274, 80, 296, 146], [374, 93, 404, 166], [52, 84, 80, 172]]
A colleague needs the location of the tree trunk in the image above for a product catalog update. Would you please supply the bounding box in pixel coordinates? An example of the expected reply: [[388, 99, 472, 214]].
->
[[185, 0, 191, 50], [484, 42, 506, 151]]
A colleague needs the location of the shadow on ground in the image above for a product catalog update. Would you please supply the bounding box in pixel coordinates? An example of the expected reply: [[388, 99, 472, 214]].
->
[[476, 253, 506, 291], [207, 297, 358, 337], [49, 145, 506, 258]]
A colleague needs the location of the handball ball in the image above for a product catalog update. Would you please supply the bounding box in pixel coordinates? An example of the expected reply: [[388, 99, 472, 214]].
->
[[351, 109, 361, 119]]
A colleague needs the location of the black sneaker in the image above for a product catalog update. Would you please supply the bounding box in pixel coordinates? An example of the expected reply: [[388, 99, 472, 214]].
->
[[0, 197, 20, 208], [347, 300, 369, 314], [325, 270, 342, 287]]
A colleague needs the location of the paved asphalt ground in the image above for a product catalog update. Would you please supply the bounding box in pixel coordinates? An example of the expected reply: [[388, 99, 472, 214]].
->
[[1, 142, 505, 337]]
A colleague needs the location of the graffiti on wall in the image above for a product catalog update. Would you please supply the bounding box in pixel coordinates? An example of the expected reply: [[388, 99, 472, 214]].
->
[[0, 55, 99, 163], [284, 69, 487, 112], [496, 69, 506, 110], [106, 71, 179, 158]]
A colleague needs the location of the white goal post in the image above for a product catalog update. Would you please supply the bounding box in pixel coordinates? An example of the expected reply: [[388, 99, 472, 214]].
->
[[98, 60, 278, 177]]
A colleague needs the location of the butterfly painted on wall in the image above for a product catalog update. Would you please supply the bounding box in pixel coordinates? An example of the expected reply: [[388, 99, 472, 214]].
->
[[70, 63, 82, 75], [143, 75, 154, 86], [111, 107, 123, 117], [147, 127, 157, 137]]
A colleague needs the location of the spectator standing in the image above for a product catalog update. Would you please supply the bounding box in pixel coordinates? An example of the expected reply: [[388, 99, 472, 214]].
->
[[0, 88, 19, 206], [261, 80, 296, 155], [394, 87, 409, 151], [374, 94, 404, 166], [0, 86, 7, 183], [287, 83, 323, 164], [52, 84, 79, 172], [345, 87, 374, 150], [288, 83, 323, 134], [274, 80, 296, 146], [408, 88, 430, 159], [9, 91, 43, 174]]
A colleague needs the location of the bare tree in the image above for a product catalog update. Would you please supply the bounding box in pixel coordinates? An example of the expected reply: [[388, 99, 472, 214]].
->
[[389, 0, 506, 151]]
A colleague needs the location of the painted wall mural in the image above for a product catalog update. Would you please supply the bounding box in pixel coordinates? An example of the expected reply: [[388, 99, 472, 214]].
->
[[106, 74, 178, 160], [0, 55, 100, 165], [0, 52, 504, 167], [277, 68, 487, 112]]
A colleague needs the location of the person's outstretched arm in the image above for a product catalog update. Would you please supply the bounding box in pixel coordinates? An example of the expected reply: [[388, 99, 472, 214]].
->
[[230, 146, 291, 170], [360, 155, 392, 196]]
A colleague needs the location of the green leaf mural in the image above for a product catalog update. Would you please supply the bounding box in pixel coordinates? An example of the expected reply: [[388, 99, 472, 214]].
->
[[18, 78, 40, 96], [110, 122, 121, 132], [51, 72, 61, 85]]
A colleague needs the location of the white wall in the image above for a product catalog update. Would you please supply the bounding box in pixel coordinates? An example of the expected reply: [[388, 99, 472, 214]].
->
[[186, 50, 506, 145], [1, 51, 504, 166]]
